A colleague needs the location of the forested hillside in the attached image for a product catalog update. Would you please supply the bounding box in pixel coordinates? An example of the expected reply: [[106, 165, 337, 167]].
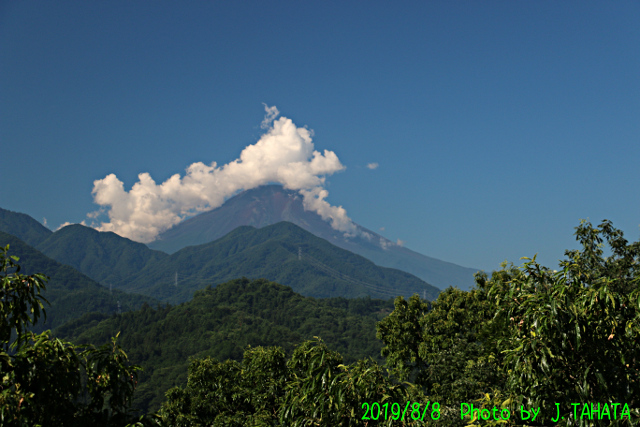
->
[[0, 207, 441, 303], [148, 185, 479, 291], [56, 278, 396, 412], [36, 223, 168, 286], [3, 220, 639, 426], [0, 232, 158, 331], [120, 221, 440, 303], [0, 207, 52, 247]]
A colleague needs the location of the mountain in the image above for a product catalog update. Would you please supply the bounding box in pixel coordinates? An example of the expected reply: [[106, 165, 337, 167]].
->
[[57, 277, 395, 412], [0, 231, 158, 332], [0, 206, 436, 303], [121, 221, 440, 303], [0, 207, 52, 246], [149, 185, 480, 290], [36, 224, 169, 286]]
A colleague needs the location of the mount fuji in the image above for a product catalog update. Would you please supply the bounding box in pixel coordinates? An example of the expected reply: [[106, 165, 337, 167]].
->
[[148, 185, 480, 291]]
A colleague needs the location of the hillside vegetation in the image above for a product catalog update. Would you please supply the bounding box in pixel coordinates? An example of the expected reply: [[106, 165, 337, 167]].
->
[[0, 206, 442, 303], [147, 185, 479, 291], [2, 219, 639, 426], [0, 207, 52, 246], [57, 278, 395, 412], [36, 224, 169, 286], [120, 222, 440, 303], [0, 232, 158, 332]]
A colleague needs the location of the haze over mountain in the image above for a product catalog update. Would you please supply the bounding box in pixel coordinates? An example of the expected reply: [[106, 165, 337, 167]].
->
[[149, 185, 480, 290]]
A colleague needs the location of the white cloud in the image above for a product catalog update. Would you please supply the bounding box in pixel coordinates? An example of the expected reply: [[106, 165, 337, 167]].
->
[[380, 237, 391, 250], [261, 104, 280, 129], [88, 105, 357, 243], [396, 239, 405, 247], [42, 217, 47, 227], [366, 162, 379, 170]]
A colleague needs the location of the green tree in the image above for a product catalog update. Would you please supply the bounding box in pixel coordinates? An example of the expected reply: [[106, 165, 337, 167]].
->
[[376, 278, 507, 424], [377, 220, 640, 426], [488, 220, 640, 426], [160, 339, 426, 426], [0, 245, 142, 426], [160, 346, 289, 426]]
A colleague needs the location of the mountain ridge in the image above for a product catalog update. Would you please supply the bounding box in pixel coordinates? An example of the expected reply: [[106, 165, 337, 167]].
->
[[0, 207, 52, 247], [149, 185, 480, 290], [122, 221, 440, 303], [0, 205, 438, 303], [36, 224, 169, 285], [0, 231, 158, 332]]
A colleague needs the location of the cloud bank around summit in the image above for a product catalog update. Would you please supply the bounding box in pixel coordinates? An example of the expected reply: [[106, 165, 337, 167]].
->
[[87, 106, 358, 243]]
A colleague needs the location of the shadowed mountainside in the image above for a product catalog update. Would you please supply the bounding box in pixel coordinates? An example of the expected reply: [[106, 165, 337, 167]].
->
[[0, 231, 158, 331], [121, 221, 441, 303]]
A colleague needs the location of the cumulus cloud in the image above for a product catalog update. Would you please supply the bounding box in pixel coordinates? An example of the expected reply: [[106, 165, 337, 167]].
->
[[366, 162, 379, 170], [87, 105, 358, 243]]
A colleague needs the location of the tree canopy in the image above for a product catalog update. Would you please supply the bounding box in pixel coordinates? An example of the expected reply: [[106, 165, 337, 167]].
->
[[2, 219, 639, 426], [378, 220, 640, 426], [0, 245, 141, 427]]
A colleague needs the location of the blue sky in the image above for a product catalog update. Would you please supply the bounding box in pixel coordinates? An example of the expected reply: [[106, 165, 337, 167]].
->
[[1, 1, 639, 273]]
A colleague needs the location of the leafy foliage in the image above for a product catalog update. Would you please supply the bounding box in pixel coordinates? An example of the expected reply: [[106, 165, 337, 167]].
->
[[377, 282, 505, 425], [487, 220, 640, 425], [0, 245, 142, 427], [378, 220, 640, 426], [159, 339, 426, 427], [0, 245, 48, 345]]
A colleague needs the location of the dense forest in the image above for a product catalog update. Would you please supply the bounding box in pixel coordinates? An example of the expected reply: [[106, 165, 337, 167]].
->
[[0, 231, 158, 332], [56, 278, 396, 412], [2, 220, 639, 426]]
